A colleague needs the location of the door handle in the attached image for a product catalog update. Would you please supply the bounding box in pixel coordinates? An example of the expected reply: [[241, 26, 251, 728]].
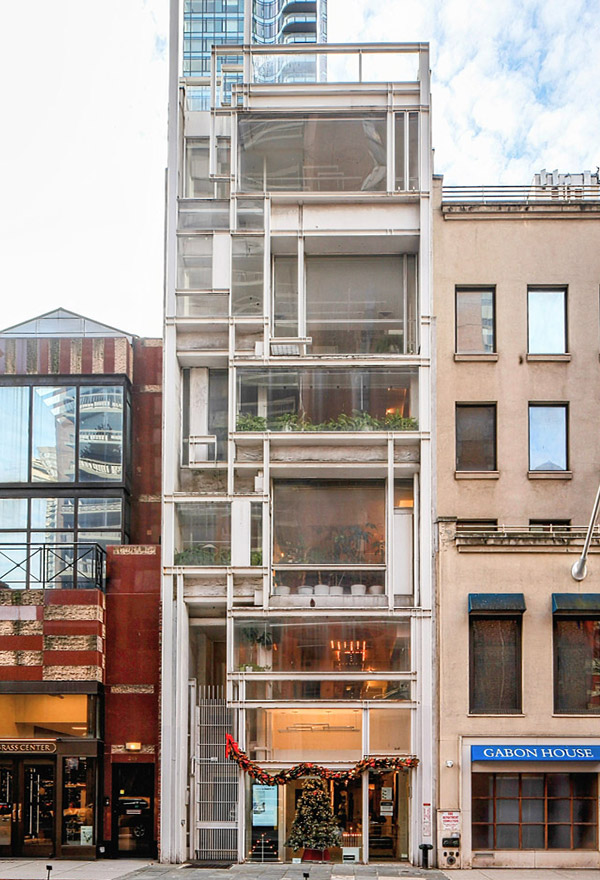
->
[[17, 803, 22, 821], [12, 803, 17, 821]]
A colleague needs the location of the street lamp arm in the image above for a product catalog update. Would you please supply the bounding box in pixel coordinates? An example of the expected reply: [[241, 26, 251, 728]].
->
[[571, 480, 600, 581]]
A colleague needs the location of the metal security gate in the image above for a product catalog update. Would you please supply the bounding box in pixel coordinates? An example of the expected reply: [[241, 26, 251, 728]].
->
[[189, 684, 238, 862]]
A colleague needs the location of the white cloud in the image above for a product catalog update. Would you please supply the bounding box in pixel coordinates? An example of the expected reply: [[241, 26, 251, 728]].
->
[[0, 0, 599, 335]]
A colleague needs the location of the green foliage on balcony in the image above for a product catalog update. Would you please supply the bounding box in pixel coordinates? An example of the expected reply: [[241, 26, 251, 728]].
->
[[236, 410, 418, 432], [174, 545, 231, 566]]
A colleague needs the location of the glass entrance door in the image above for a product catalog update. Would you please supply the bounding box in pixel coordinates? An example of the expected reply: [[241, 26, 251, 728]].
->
[[368, 770, 408, 861], [0, 760, 55, 857]]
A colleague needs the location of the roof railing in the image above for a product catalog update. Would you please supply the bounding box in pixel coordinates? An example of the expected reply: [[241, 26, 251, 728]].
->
[[443, 184, 600, 204]]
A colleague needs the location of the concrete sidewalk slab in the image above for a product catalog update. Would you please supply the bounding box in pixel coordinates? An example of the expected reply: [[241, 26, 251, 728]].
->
[[0, 859, 156, 880]]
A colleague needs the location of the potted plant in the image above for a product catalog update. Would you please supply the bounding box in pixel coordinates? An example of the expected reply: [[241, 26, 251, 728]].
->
[[286, 778, 341, 861]]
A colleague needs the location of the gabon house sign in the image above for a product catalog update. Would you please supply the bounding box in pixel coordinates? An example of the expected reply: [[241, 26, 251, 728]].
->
[[472, 745, 600, 761]]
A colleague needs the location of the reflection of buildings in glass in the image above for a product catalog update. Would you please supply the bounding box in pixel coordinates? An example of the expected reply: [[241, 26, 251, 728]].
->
[[32, 387, 76, 482], [78, 388, 123, 481]]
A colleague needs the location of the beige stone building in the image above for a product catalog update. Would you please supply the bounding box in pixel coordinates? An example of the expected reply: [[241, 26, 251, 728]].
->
[[434, 171, 600, 869]]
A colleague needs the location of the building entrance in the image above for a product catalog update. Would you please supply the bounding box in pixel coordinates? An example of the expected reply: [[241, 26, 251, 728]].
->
[[0, 759, 55, 857], [112, 763, 155, 856]]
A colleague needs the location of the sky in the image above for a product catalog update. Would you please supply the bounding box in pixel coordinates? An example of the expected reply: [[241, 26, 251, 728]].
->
[[0, 0, 598, 338]]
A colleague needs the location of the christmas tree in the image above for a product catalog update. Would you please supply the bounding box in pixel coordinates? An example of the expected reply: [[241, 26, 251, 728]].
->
[[286, 778, 341, 852]]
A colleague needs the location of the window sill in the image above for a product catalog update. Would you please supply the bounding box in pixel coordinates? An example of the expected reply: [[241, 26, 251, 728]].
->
[[454, 353, 498, 362], [455, 471, 500, 480], [528, 470, 572, 480], [526, 353, 571, 362], [468, 713, 525, 717], [552, 713, 600, 717]]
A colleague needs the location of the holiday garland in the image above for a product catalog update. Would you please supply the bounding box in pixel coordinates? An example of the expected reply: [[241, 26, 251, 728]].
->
[[225, 735, 419, 786]]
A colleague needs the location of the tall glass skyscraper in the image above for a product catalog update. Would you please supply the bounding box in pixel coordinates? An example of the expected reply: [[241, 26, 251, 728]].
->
[[183, 0, 326, 77]]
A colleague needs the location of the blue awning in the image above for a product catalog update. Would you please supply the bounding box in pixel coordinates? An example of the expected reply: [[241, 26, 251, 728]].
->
[[468, 593, 526, 614], [552, 593, 600, 614]]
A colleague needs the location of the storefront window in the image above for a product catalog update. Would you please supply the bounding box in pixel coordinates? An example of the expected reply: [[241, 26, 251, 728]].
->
[[246, 708, 362, 761], [234, 618, 410, 673], [62, 757, 95, 846], [0, 694, 97, 738], [472, 772, 598, 850]]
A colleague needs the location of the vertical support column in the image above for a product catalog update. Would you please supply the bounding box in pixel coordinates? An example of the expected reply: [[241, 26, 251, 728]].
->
[[362, 771, 369, 864], [297, 234, 306, 339], [387, 436, 395, 610]]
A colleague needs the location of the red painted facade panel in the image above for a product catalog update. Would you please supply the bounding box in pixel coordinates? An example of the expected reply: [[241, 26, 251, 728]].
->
[[0, 635, 43, 651], [42, 650, 103, 666], [43, 589, 104, 606], [0, 666, 43, 680], [42, 620, 103, 637]]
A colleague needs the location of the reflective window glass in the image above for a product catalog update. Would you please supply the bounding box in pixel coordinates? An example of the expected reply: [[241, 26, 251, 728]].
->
[[78, 386, 124, 482], [31, 497, 74, 530], [246, 708, 362, 761], [175, 502, 231, 565], [456, 288, 495, 354], [78, 498, 122, 530], [239, 115, 387, 193], [0, 387, 30, 482], [0, 498, 27, 530], [456, 404, 496, 471], [529, 405, 567, 471], [554, 618, 600, 713], [528, 289, 567, 354], [232, 236, 264, 315], [32, 387, 76, 482]]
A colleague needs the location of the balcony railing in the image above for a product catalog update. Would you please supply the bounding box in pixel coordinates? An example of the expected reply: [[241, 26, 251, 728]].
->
[[0, 543, 106, 591], [442, 185, 600, 204]]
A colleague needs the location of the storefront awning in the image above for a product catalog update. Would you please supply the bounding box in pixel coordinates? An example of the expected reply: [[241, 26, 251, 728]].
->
[[468, 593, 526, 614], [552, 593, 600, 614]]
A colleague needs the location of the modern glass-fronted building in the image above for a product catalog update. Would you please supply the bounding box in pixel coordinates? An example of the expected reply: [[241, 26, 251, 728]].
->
[[162, 15, 434, 863]]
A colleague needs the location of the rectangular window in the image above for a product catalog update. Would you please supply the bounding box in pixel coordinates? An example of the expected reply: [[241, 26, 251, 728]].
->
[[554, 618, 600, 713], [78, 386, 124, 482], [62, 757, 96, 846], [175, 501, 231, 565], [0, 694, 97, 738], [238, 114, 387, 193], [528, 288, 567, 354], [273, 256, 298, 338], [472, 773, 597, 850], [305, 255, 416, 355], [246, 708, 362, 762], [456, 288, 495, 354], [176, 234, 213, 289], [231, 236, 263, 315], [0, 387, 30, 482], [32, 386, 76, 482], [234, 618, 410, 673], [470, 617, 522, 713], [529, 404, 567, 471], [237, 367, 418, 431], [456, 404, 496, 471], [273, 481, 384, 565]]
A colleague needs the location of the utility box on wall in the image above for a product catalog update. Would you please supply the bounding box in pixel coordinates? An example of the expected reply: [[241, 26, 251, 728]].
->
[[437, 810, 461, 868]]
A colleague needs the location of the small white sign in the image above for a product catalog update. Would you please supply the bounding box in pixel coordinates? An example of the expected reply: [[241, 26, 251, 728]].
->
[[422, 804, 432, 838], [441, 811, 460, 832], [80, 825, 93, 845], [381, 786, 392, 800]]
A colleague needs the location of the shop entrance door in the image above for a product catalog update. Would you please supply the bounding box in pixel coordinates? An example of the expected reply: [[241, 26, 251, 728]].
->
[[368, 770, 408, 861], [113, 764, 155, 856], [0, 759, 55, 857]]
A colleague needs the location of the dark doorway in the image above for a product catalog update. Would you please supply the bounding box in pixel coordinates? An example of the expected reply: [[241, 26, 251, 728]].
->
[[0, 759, 55, 857], [112, 763, 155, 857]]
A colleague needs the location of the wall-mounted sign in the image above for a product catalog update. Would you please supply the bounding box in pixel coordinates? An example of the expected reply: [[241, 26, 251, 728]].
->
[[472, 745, 600, 762], [0, 741, 57, 753], [441, 811, 460, 832]]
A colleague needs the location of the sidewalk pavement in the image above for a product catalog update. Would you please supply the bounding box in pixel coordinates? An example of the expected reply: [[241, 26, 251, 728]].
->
[[2, 861, 600, 880]]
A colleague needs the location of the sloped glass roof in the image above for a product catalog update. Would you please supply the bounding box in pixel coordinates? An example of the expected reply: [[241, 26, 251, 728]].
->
[[0, 308, 135, 340]]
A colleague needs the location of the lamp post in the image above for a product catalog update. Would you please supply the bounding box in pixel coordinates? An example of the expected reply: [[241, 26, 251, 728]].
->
[[571, 481, 600, 581]]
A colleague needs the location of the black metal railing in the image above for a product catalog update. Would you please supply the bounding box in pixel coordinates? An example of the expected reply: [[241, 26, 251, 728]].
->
[[0, 543, 106, 591]]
